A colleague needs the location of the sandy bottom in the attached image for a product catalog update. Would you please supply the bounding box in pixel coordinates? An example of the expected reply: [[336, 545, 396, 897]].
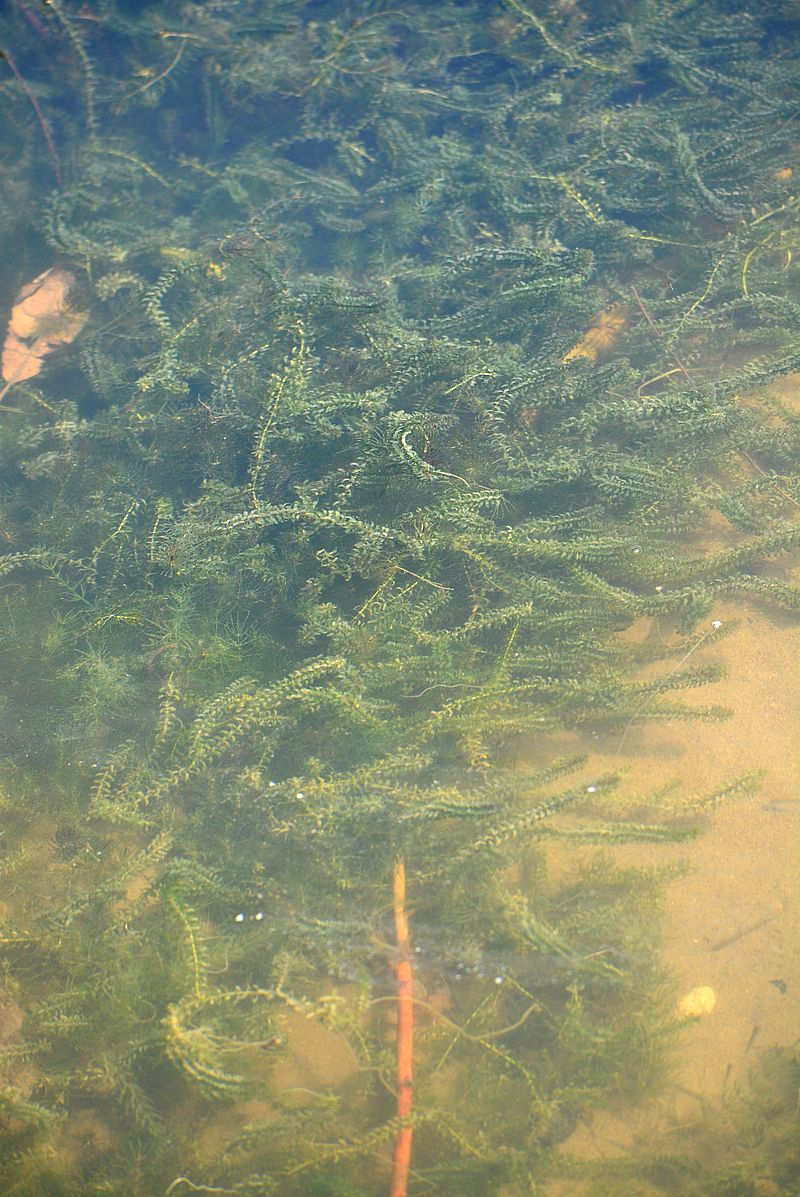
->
[[552, 597, 799, 1162], [241, 596, 798, 1175], [261, 596, 798, 1181]]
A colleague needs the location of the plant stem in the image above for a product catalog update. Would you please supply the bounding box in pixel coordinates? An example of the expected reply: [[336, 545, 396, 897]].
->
[[390, 858, 414, 1197], [0, 49, 62, 187]]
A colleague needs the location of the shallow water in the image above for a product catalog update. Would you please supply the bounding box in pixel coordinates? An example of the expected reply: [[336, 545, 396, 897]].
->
[[1, 3, 799, 1195], [553, 595, 800, 1162]]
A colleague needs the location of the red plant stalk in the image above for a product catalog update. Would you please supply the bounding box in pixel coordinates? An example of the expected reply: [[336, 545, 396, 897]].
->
[[390, 858, 414, 1197], [0, 49, 62, 187]]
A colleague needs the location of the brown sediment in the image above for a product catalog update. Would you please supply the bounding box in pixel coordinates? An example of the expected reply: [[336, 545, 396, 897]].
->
[[547, 594, 799, 1164]]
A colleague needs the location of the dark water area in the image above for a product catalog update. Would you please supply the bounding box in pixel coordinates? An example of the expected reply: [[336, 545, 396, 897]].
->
[[0, 2, 798, 1194]]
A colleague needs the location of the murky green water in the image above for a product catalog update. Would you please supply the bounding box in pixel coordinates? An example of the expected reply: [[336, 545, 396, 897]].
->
[[1, 2, 798, 1194]]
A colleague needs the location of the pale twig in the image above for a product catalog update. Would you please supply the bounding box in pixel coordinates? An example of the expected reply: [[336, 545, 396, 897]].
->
[[632, 285, 800, 508], [616, 621, 723, 752], [116, 37, 185, 108]]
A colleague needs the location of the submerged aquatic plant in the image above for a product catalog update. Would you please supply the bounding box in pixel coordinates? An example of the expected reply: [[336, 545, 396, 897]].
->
[[0, 0, 799, 1193]]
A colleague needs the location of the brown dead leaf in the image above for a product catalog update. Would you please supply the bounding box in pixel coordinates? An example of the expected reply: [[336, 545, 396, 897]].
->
[[562, 303, 628, 364], [2, 267, 87, 386]]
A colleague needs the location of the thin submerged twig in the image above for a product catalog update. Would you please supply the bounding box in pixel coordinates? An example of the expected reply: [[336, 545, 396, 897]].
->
[[390, 858, 414, 1197], [0, 48, 62, 186], [632, 284, 800, 508]]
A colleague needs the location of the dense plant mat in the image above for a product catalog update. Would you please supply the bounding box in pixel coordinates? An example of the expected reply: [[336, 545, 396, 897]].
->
[[0, 1, 799, 1193]]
